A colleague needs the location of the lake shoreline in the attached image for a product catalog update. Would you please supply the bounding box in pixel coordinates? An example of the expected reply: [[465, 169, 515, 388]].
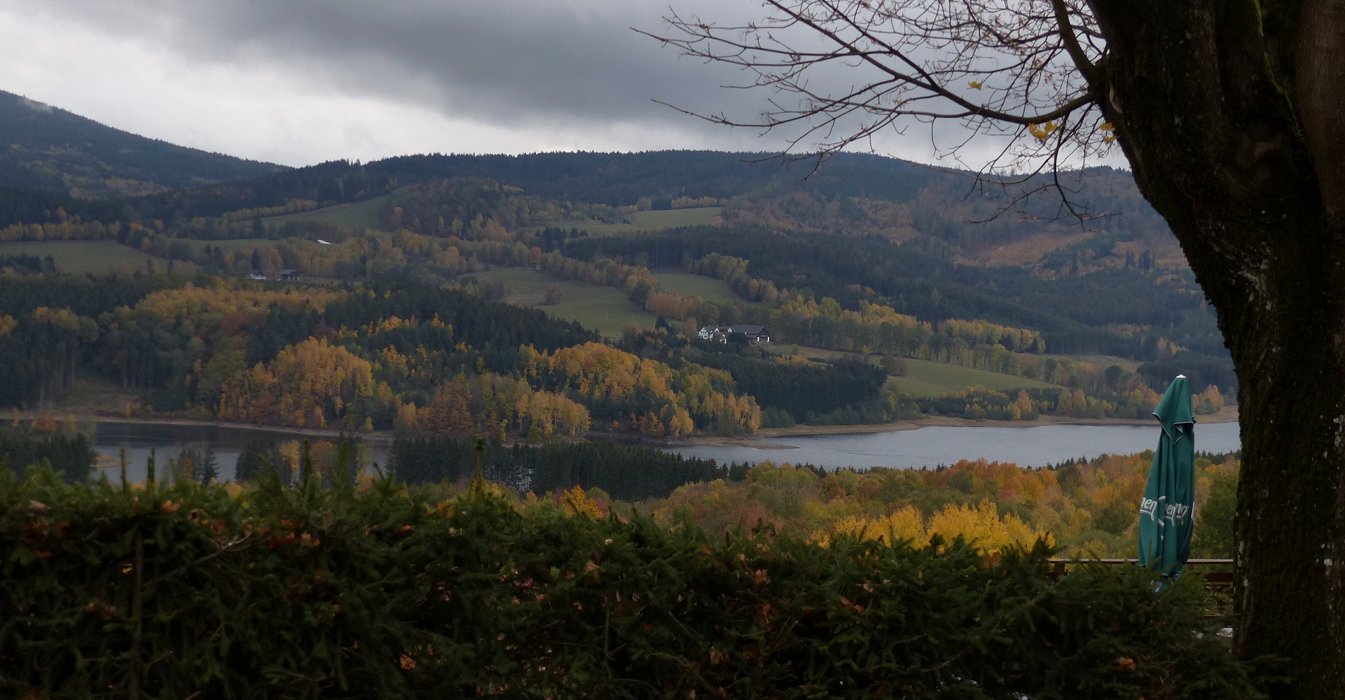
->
[[12, 404, 1240, 452], [24, 409, 1241, 482], [10, 411, 394, 444], [679, 405, 1240, 449]]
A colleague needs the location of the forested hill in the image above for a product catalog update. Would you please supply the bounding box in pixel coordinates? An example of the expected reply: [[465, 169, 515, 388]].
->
[[0, 95, 1232, 433], [0, 90, 282, 199], [0, 89, 1173, 267], [0, 146, 1177, 269]]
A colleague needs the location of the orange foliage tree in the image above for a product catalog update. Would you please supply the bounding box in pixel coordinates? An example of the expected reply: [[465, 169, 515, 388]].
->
[[218, 338, 390, 429], [525, 342, 759, 437], [654, 455, 1239, 560]]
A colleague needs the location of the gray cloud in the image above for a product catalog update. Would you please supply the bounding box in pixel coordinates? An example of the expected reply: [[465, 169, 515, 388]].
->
[[6, 1, 1101, 169], [24, 0, 766, 137]]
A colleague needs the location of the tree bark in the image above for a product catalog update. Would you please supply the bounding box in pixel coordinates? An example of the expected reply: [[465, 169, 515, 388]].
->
[[1093, 0, 1345, 694]]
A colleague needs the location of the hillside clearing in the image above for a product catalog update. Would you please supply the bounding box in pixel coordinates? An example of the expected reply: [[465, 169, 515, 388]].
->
[[0, 241, 164, 275], [890, 359, 1060, 398], [471, 267, 657, 338], [628, 207, 722, 229], [262, 195, 391, 231], [654, 271, 741, 305], [185, 238, 280, 255], [770, 344, 1061, 397], [543, 207, 723, 237]]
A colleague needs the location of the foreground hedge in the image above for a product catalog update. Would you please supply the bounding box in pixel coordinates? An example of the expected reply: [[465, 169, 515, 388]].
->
[[1, 468, 1271, 698]]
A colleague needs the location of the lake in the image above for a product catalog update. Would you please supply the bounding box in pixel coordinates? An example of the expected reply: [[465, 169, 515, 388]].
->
[[666, 421, 1241, 470], [85, 419, 1241, 483], [89, 422, 390, 484]]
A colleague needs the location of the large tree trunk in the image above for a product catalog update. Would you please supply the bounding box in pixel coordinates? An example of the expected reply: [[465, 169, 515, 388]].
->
[[1093, 1, 1345, 695]]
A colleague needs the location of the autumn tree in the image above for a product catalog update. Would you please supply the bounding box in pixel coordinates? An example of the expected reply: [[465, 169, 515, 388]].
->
[[651, 0, 1345, 691], [528, 342, 758, 436], [218, 338, 386, 429]]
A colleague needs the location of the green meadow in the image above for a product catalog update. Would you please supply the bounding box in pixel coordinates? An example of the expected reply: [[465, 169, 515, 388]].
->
[[0, 241, 164, 275], [888, 358, 1060, 398], [654, 272, 741, 305], [188, 238, 279, 255], [545, 220, 639, 237], [628, 207, 722, 229], [262, 195, 390, 231], [472, 267, 658, 338], [545, 207, 723, 237], [768, 344, 862, 364], [770, 344, 1060, 398]]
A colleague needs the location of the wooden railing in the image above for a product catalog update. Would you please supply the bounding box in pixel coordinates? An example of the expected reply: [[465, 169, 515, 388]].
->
[[1048, 558, 1234, 594]]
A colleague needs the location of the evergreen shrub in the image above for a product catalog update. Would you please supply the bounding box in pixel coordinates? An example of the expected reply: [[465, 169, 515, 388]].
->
[[0, 468, 1273, 698]]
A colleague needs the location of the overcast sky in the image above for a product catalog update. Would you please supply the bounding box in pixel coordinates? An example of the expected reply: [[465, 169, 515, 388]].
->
[[0, 0, 1052, 169]]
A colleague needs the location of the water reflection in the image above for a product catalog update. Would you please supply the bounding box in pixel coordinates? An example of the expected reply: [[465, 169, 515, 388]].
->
[[91, 422, 389, 484], [85, 419, 1242, 484]]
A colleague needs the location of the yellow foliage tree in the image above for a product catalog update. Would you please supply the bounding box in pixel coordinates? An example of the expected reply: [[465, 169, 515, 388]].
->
[[560, 485, 607, 519], [927, 501, 1053, 554], [219, 338, 381, 428], [818, 506, 926, 548]]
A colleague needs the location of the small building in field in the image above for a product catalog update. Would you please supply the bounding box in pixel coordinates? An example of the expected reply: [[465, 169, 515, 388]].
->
[[727, 324, 771, 343], [698, 324, 771, 344], [698, 325, 728, 342], [277, 269, 301, 282]]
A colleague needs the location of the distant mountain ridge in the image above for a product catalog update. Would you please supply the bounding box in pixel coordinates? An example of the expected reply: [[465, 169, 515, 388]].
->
[[0, 90, 1178, 274], [0, 90, 283, 199]]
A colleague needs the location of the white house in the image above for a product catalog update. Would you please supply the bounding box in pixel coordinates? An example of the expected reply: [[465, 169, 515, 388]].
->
[[698, 324, 771, 343], [698, 325, 728, 342]]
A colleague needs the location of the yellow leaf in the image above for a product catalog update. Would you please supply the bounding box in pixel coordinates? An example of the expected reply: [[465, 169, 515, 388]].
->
[[968, 80, 983, 90], [1028, 121, 1057, 142], [1099, 121, 1115, 132]]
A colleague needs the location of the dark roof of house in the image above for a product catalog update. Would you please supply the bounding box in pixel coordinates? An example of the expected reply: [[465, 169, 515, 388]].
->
[[729, 324, 767, 335]]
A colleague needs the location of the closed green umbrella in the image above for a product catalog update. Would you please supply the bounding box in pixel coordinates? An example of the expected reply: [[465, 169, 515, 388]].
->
[[1138, 375, 1196, 579]]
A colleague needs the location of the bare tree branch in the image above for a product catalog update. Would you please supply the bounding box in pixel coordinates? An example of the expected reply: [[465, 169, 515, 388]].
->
[[638, 0, 1109, 175], [1049, 0, 1099, 81]]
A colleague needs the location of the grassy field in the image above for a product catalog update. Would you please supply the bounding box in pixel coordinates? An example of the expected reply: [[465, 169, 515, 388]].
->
[[546, 220, 640, 237], [186, 238, 280, 255], [1043, 353, 1143, 373], [472, 267, 658, 338], [628, 207, 722, 229], [44, 376, 139, 416], [768, 344, 862, 364], [654, 272, 741, 305], [770, 344, 1060, 397], [545, 207, 724, 237], [0, 241, 164, 275], [890, 359, 1060, 398], [263, 195, 390, 231]]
